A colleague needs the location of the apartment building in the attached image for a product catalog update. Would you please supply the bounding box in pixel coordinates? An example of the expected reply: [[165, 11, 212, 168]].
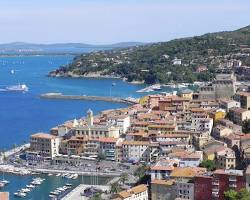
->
[[234, 92, 250, 110], [229, 107, 250, 125], [30, 133, 60, 159], [112, 184, 148, 200]]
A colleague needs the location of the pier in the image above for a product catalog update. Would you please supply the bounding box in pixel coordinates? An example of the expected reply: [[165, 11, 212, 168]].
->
[[40, 93, 138, 105]]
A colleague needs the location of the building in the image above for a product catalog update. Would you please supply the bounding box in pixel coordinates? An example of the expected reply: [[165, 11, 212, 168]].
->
[[234, 92, 250, 110], [30, 133, 60, 159], [74, 109, 120, 138], [112, 184, 148, 200], [229, 107, 250, 125], [0, 192, 9, 200], [99, 137, 120, 161], [212, 125, 233, 139], [172, 58, 182, 65], [212, 169, 245, 200], [179, 89, 193, 100], [219, 99, 240, 112], [208, 109, 226, 122], [246, 165, 250, 191], [194, 176, 212, 200], [151, 179, 176, 200], [122, 141, 150, 162], [198, 74, 236, 99], [216, 148, 236, 169]]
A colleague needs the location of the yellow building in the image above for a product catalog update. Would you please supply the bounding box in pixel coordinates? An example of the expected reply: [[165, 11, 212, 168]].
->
[[180, 89, 193, 100], [208, 108, 226, 122]]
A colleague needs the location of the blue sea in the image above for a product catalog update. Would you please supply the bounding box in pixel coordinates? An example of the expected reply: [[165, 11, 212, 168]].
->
[[0, 55, 185, 199], [0, 55, 144, 150], [0, 55, 144, 199]]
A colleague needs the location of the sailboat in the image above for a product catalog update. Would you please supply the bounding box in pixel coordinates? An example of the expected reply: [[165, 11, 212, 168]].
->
[[0, 172, 10, 185]]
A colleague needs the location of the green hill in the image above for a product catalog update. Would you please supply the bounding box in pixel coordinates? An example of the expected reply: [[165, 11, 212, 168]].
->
[[50, 26, 250, 84]]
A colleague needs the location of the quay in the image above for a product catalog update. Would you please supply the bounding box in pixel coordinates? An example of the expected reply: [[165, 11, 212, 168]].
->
[[40, 93, 137, 105], [0, 143, 30, 161]]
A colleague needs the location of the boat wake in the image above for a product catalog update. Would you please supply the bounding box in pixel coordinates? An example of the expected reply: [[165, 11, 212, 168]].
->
[[0, 89, 7, 92]]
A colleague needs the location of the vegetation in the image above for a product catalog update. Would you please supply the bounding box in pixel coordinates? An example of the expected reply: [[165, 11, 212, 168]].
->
[[134, 164, 148, 179], [51, 26, 250, 84], [199, 159, 216, 171], [242, 119, 250, 134], [90, 193, 102, 200], [120, 172, 129, 184], [224, 189, 250, 200], [110, 181, 121, 194]]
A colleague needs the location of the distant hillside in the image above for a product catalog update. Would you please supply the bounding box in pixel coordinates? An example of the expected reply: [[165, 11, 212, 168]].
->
[[50, 26, 250, 84], [0, 42, 144, 54]]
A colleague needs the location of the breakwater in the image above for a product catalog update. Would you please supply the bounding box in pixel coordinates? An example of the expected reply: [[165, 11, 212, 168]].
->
[[40, 93, 137, 105]]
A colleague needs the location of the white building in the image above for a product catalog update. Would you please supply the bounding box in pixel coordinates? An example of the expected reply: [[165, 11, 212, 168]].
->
[[122, 141, 150, 162], [172, 58, 182, 65], [112, 184, 148, 200], [107, 115, 130, 135], [75, 109, 120, 138]]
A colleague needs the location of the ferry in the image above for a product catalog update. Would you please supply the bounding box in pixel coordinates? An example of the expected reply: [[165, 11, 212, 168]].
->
[[6, 84, 28, 92]]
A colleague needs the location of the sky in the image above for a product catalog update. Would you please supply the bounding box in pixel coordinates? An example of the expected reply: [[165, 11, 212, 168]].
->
[[0, 0, 249, 44]]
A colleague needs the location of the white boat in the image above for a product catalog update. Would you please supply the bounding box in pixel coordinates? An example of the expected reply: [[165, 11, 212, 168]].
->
[[48, 173, 53, 176], [14, 192, 27, 197], [65, 183, 72, 187], [20, 188, 31, 193], [56, 173, 61, 177], [6, 84, 28, 92], [26, 184, 35, 188], [11, 69, 15, 74], [0, 180, 9, 185]]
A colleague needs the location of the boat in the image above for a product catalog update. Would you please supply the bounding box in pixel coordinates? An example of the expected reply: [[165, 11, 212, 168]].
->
[[14, 192, 27, 197], [26, 184, 35, 188], [6, 84, 28, 92], [56, 173, 61, 177], [65, 183, 73, 187], [20, 188, 31, 193], [11, 69, 15, 74], [48, 173, 53, 176], [0, 182, 5, 188]]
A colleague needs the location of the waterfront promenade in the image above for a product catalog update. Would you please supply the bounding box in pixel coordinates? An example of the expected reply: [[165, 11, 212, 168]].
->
[[0, 143, 30, 162]]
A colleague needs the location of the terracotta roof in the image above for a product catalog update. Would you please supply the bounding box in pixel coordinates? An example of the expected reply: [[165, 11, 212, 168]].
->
[[117, 184, 148, 199], [98, 137, 118, 143], [150, 165, 175, 171], [122, 141, 150, 146], [151, 179, 175, 186], [31, 133, 57, 140], [170, 167, 206, 178]]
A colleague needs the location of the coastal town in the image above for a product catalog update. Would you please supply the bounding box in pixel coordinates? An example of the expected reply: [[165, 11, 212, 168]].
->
[[0, 71, 250, 200]]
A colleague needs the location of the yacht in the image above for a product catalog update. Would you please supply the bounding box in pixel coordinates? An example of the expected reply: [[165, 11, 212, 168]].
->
[[6, 84, 28, 92], [14, 192, 27, 197]]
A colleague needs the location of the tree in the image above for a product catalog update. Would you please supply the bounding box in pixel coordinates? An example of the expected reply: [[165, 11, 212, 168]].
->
[[110, 181, 121, 194], [224, 189, 250, 200], [224, 189, 238, 200], [90, 192, 102, 200], [134, 164, 148, 179], [199, 159, 216, 171], [242, 119, 250, 134], [120, 172, 128, 184]]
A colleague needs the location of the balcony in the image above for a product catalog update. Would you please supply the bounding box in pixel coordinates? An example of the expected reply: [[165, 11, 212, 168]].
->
[[212, 181, 219, 186], [229, 183, 237, 188], [229, 177, 237, 182], [212, 192, 219, 198]]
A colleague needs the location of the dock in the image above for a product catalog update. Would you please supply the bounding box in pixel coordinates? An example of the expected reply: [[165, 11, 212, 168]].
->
[[40, 93, 138, 105]]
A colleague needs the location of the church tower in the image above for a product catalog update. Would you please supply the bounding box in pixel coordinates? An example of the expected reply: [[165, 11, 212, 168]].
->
[[87, 109, 93, 126]]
